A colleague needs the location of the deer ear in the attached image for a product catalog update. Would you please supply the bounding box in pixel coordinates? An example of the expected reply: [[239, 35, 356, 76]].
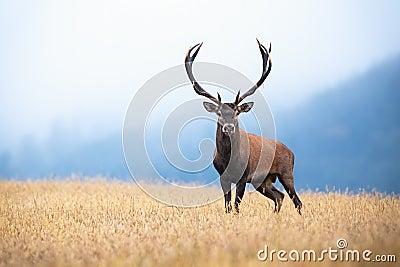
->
[[203, 102, 219, 113], [238, 102, 254, 113]]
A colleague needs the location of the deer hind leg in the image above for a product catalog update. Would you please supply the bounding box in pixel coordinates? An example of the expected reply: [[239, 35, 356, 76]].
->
[[271, 185, 285, 212], [278, 172, 302, 215], [256, 176, 284, 213]]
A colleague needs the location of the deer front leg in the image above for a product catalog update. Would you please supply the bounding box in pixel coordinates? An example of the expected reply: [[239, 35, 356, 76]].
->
[[220, 178, 232, 213], [234, 182, 246, 213]]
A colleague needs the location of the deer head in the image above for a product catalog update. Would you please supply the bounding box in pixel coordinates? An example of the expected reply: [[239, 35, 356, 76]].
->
[[185, 39, 272, 136]]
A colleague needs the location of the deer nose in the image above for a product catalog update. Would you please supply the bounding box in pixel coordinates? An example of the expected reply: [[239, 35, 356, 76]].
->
[[222, 123, 235, 134]]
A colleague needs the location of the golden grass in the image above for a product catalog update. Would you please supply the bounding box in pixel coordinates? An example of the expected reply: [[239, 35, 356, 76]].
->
[[0, 179, 399, 267]]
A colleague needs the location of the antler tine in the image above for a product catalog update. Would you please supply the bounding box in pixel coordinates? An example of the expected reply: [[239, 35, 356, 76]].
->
[[235, 90, 240, 104], [185, 43, 221, 104], [236, 39, 272, 104]]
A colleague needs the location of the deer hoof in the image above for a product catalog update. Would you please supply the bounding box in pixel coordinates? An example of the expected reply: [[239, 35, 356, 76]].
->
[[225, 204, 232, 213], [297, 207, 302, 215]]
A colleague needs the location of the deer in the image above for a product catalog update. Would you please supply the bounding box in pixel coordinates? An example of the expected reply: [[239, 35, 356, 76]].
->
[[184, 39, 302, 215]]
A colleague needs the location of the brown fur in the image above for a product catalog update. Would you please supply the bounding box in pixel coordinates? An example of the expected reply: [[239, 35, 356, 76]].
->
[[214, 126, 302, 214]]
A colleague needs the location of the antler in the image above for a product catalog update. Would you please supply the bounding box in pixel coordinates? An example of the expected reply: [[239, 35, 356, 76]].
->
[[185, 43, 221, 104], [235, 39, 272, 104]]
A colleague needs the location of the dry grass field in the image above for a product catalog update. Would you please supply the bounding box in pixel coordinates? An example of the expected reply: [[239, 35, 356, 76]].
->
[[0, 178, 399, 267]]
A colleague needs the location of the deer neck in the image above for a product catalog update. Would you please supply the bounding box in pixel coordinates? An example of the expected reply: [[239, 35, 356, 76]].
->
[[216, 124, 241, 159]]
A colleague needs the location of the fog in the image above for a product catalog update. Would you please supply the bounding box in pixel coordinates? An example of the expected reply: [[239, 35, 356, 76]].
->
[[1, 1, 400, 192]]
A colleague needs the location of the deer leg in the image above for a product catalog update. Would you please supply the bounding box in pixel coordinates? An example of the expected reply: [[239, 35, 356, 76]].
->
[[234, 182, 246, 213], [278, 173, 302, 215], [220, 178, 232, 213], [271, 185, 284, 213], [256, 186, 281, 213]]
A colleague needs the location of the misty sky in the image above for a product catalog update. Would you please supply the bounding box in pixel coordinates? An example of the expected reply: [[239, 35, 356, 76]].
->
[[1, 0, 400, 152]]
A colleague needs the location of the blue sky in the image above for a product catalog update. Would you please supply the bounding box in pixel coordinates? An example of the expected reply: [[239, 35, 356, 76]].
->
[[1, 0, 400, 152]]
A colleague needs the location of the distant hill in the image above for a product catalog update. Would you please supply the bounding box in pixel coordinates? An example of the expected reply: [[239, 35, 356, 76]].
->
[[275, 55, 400, 193], [1, 56, 399, 193], [0, 133, 129, 179]]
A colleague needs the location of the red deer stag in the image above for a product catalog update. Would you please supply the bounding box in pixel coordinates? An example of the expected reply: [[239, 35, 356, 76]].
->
[[185, 39, 302, 214]]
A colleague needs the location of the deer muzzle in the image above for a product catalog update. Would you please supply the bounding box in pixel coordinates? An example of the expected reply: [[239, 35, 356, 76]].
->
[[222, 123, 235, 135]]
